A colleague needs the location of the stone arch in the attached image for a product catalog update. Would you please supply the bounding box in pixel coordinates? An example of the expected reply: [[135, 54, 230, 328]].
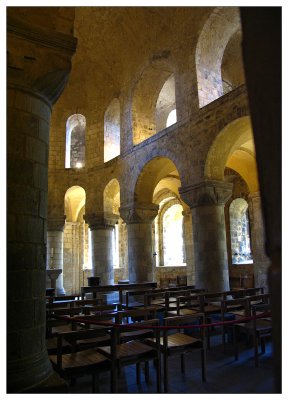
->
[[65, 114, 86, 168], [155, 74, 177, 132], [196, 6, 241, 107], [204, 116, 259, 192], [221, 29, 245, 93], [132, 59, 175, 145], [104, 98, 120, 162], [134, 156, 182, 205], [229, 198, 252, 264], [64, 185, 86, 222], [103, 178, 121, 215]]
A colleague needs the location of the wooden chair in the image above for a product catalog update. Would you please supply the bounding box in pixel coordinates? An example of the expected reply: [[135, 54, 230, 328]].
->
[[220, 297, 250, 358], [49, 328, 111, 392], [222, 294, 272, 365], [98, 318, 161, 393], [146, 313, 206, 392], [251, 302, 272, 367]]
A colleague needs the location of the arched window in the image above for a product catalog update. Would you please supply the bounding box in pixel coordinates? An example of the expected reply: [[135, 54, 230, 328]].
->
[[156, 74, 177, 132], [166, 109, 177, 127], [104, 99, 120, 162], [229, 198, 253, 264], [65, 114, 86, 168], [163, 204, 184, 266]]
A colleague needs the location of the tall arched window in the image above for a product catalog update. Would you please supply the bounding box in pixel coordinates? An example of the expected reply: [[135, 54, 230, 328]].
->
[[163, 204, 184, 266], [229, 198, 253, 264], [65, 114, 86, 168], [166, 109, 177, 127], [104, 99, 120, 162], [156, 74, 177, 132]]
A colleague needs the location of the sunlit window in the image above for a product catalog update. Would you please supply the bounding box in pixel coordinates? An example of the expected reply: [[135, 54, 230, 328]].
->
[[166, 109, 177, 128], [65, 114, 86, 168], [229, 198, 253, 264], [163, 204, 185, 266], [113, 224, 120, 268]]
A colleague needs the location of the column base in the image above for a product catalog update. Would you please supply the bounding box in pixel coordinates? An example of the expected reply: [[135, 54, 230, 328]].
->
[[23, 371, 68, 394]]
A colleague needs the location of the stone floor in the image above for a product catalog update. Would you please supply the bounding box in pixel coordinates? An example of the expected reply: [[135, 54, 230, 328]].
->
[[67, 334, 275, 394]]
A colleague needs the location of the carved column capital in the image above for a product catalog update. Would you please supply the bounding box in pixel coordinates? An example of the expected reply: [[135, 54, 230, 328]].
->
[[7, 15, 77, 105], [179, 180, 233, 208], [84, 212, 119, 230], [47, 215, 66, 231], [119, 203, 159, 224]]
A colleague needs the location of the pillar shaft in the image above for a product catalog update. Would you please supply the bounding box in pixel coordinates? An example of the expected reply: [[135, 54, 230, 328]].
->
[[7, 86, 54, 393], [47, 216, 66, 295], [120, 204, 159, 283], [7, 11, 76, 392], [180, 180, 233, 292], [85, 213, 118, 285], [248, 192, 270, 291], [182, 210, 195, 286]]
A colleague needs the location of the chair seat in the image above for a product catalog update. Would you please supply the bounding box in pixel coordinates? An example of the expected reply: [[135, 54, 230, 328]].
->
[[46, 336, 71, 354], [98, 341, 155, 360], [236, 319, 272, 334], [75, 334, 112, 349], [146, 332, 202, 351], [120, 329, 153, 340], [168, 308, 199, 316], [50, 348, 109, 371]]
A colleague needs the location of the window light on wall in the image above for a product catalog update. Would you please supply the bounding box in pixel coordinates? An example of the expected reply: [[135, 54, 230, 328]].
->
[[166, 109, 177, 128]]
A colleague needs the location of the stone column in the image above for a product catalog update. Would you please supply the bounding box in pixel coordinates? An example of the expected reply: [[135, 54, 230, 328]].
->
[[248, 192, 270, 291], [182, 210, 195, 286], [7, 13, 76, 392], [84, 213, 119, 285], [180, 181, 233, 292], [47, 216, 66, 295], [120, 203, 159, 283]]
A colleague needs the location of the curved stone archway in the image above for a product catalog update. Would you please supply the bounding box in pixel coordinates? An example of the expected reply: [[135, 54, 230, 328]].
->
[[196, 6, 241, 107], [204, 116, 259, 192], [132, 59, 175, 145]]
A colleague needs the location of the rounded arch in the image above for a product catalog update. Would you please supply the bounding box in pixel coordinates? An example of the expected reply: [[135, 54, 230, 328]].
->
[[104, 98, 120, 163], [155, 74, 177, 132], [132, 59, 175, 145], [103, 178, 121, 215], [64, 185, 86, 222], [65, 114, 86, 168], [196, 6, 241, 107], [229, 198, 252, 264], [134, 157, 182, 205], [204, 116, 259, 192]]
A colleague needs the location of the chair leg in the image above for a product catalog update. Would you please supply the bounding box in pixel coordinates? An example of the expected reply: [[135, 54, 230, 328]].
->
[[156, 357, 161, 393], [136, 363, 141, 385], [92, 373, 99, 393], [145, 361, 149, 383], [233, 326, 238, 361], [201, 348, 206, 382], [254, 335, 259, 368], [181, 353, 185, 374], [260, 337, 266, 354], [163, 354, 168, 393], [111, 362, 118, 393]]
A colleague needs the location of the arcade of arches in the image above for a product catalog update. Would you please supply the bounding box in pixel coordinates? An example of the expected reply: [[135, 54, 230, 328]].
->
[[7, 6, 281, 393]]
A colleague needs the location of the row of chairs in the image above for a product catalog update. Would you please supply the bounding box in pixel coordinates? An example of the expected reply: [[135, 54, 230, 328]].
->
[[47, 303, 207, 393], [46, 286, 271, 393]]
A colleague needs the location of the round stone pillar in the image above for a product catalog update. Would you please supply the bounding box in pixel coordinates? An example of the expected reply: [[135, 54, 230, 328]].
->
[[248, 192, 270, 291], [85, 213, 119, 285], [47, 216, 66, 295], [182, 210, 195, 286], [120, 203, 159, 283], [180, 181, 233, 292], [7, 12, 76, 392]]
